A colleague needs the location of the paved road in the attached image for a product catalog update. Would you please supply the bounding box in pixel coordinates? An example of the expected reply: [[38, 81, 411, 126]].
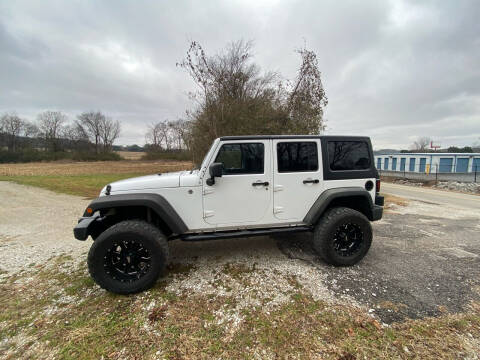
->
[[382, 182, 480, 210]]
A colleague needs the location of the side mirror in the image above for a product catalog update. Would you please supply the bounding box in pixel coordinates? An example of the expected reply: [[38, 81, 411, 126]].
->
[[206, 162, 223, 186]]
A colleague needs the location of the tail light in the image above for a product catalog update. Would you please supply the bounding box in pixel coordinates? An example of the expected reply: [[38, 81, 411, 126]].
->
[[376, 179, 381, 193]]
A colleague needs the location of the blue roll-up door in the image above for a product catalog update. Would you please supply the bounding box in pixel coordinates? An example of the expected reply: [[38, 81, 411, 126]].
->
[[456, 158, 469, 173], [409, 158, 416, 172], [419, 158, 426, 172], [392, 158, 397, 171], [400, 158, 406, 171], [384, 158, 389, 170], [474, 158, 480, 173], [439, 158, 453, 172], [377, 158, 381, 169]]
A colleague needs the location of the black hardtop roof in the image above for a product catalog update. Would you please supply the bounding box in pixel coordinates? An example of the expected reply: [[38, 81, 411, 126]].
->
[[219, 135, 371, 141]]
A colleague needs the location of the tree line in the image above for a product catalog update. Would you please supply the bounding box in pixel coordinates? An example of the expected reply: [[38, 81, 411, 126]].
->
[[0, 110, 121, 161]]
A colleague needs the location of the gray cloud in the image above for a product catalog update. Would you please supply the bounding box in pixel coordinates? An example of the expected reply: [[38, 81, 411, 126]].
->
[[1, 0, 479, 148]]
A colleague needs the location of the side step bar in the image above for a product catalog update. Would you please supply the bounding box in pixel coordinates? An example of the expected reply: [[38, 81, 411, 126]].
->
[[179, 225, 312, 242]]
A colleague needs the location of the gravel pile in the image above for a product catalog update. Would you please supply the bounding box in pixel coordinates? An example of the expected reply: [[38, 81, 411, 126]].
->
[[433, 181, 480, 194], [393, 179, 424, 187], [391, 179, 480, 195]]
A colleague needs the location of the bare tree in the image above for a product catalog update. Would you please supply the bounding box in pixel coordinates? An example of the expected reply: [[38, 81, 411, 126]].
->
[[37, 111, 67, 152], [24, 121, 39, 138], [62, 124, 90, 151], [99, 117, 120, 152], [177, 40, 328, 163], [287, 45, 328, 133], [0, 112, 24, 152], [21, 121, 40, 149], [168, 119, 188, 150], [76, 111, 105, 153], [162, 123, 173, 150], [411, 137, 431, 151], [145, 121, 167, 150]]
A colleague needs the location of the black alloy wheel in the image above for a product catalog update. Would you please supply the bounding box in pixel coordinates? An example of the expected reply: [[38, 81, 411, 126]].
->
[[332, 223, 364, 257], [104, 240, 152, 282]]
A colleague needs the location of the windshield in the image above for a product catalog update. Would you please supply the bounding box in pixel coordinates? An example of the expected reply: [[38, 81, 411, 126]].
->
[[200, 139, 219, 173]]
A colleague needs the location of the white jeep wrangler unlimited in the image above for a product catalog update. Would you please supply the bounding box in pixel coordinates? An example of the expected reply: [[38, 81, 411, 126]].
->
[[74, 135, 384, 294]]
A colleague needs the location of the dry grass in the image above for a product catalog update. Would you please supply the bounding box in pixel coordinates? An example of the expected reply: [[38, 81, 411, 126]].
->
[[0, 160, 192, 198], [1, 259, 479, 359], [115, 151, 146, 160], [0, 160, 191, 176]]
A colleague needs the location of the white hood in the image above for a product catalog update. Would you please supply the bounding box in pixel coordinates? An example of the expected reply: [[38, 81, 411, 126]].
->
[[101, 171, 181, 195], [100, 170, 202, 195]]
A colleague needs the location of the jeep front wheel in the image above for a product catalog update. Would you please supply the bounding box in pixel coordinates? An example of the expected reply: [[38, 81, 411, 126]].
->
[[87, 220, 169, 294], [313, 207, 372, 266]]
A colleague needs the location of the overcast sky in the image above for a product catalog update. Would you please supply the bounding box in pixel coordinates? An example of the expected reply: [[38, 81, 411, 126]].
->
[[1, 0, 479, 149]]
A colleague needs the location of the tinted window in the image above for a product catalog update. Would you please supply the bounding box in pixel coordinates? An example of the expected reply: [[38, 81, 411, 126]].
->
[[327, 141, 371, 171], [277, 142, 318, 172], [215, 143, 264, 175]]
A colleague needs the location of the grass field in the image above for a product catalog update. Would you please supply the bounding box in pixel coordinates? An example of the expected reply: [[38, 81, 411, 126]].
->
[[1, 258, 479, 359], [0, 160, 192, 198], [115, 151, 146, 160]]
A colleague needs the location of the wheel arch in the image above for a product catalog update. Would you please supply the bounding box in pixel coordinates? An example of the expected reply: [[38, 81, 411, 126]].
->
[[84, 193, 188, 237], [303, 187, 375, 224]]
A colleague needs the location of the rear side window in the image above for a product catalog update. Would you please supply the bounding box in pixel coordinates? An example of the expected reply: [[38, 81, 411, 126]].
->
[[215, 143, 264, 175], [327, 141, 371, 171], [277, 142, 318, 172]]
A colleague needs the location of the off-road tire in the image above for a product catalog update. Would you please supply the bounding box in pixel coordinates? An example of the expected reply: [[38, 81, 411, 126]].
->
[[313, 207, 372, 266], [88, 220, 169, 294]]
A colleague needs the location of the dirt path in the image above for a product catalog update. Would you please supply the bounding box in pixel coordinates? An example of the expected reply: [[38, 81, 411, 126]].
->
[[0, 182, 90, 274]]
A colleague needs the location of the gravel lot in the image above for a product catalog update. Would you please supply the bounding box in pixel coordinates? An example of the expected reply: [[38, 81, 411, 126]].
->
[[0, 182, 90, 275], [1, 181, 479, 325]]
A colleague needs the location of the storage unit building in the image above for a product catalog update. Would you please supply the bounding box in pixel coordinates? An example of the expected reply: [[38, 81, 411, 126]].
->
[[374, 153, 480, 173]]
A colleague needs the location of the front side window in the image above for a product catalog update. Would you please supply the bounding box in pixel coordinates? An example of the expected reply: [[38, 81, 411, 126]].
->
[[327, 141, 371, 171], [215, 143, 264, 175], [277, 142, 318, 172]]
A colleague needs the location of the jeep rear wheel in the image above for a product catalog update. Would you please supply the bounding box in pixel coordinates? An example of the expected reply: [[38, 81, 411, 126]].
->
[[313, 207, 372, 266], [87, 220, 169, 294]]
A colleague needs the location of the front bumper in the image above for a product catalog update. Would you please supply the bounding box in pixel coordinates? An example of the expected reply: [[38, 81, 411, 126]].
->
[[73, 215, 100, 241]]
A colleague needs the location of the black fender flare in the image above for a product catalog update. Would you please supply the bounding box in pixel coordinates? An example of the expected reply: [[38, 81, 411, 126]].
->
[[303, 187, 381, 224], [84, 193, 188, 235]]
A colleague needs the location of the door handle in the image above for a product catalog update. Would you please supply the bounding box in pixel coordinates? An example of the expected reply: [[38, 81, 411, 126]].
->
[[252, 181, 269, 187], [303, 179, 319, 184]]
